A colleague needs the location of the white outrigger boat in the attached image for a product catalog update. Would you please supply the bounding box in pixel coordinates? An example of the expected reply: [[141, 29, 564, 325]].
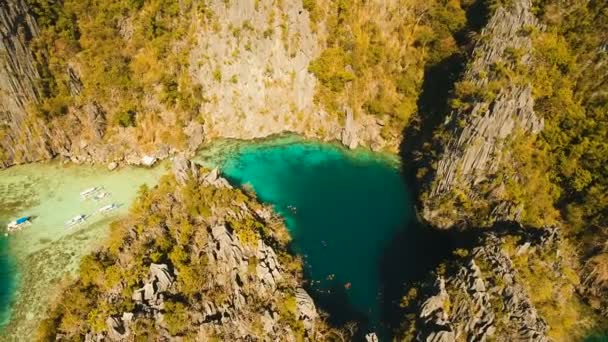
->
[[80, 187, 103, 200], [66, 214, 87, 228], [97, 203, 119, 214]]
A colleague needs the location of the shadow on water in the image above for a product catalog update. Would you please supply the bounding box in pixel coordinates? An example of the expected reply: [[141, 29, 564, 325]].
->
[[399, 52, 466, 198], [381, 1, 495, 335], [378, 221, 455, 334]]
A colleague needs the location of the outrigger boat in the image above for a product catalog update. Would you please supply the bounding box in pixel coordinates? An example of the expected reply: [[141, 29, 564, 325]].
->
[[80, 187, 102, 200], [93, 191, 110, 201], [97, 203, 119, 214], [6, 216, 31, 234], [66, 214, 86, 228]]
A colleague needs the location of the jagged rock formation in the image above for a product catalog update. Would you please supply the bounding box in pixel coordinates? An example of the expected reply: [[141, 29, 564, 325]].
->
[[415, 230, 560, 342], [422, 0, 544, 229], [0, 0, 52, 165], [0, 0, 393, 169], [42, 160, 323, 341]]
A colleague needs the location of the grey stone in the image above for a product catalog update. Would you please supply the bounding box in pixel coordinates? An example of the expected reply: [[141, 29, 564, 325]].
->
[[150, 263, 173, 292], [422, 0, 544, 229]]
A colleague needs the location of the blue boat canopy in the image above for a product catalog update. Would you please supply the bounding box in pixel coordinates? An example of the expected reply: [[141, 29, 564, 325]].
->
[[16, 217, 28, 224]]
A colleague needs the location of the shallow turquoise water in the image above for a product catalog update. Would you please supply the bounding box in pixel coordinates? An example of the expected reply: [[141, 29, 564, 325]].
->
[[0, 162, 165, 329], [200, 137, 413, 329]]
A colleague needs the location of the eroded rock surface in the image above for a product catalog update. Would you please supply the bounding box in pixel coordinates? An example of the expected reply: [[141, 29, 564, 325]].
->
[[415, 230, 558, 342], [78, 165, 321, 341], [422, 0, 544, 229]]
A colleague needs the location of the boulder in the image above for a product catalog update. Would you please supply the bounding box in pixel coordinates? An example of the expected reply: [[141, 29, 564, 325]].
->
[[341, 106, 358, 149], [296, 288, 318, 331], [141, 155, 157, 167], [106, 316, 126, 340], [150, 263, 174, 292], [365, 332, 379, 342]]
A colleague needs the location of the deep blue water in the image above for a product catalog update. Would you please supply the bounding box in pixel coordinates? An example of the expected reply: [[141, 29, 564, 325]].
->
[[215, 139, 415, 331]]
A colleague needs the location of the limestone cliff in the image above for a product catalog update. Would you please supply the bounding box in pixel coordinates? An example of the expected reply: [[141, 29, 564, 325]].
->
[[0, 0, 52, 165], [421, 0, 544, 229], [37, 159, 329, 341], [415, 231, 552, 342], [405, 226, 589, 342], [0, 0, 392, 169]]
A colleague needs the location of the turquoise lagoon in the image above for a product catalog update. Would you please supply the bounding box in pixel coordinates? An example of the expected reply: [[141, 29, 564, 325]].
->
[[197, 136, 418, 331], [0, 162, 166, 333], [0, 136, 421, 337]]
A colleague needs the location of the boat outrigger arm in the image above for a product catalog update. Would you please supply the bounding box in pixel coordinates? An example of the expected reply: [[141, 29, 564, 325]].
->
[[66, 214, 86, 227], [98, 203, 119, 214]]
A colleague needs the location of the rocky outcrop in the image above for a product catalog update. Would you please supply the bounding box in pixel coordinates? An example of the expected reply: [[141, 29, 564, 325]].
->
[[422, 0, 544, 229], [580, 240, 608, 317], [75, 165, 322, 341], [190, 0, 342, 143], [0, 0, 54, 166], [415, 230, 557, 341], [0, 0, 396, 169]]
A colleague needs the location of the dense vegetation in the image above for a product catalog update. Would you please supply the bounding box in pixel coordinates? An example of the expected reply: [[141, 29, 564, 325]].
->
[[36, 171, 319, 339], [530, 0, 608, 320], [306, 0, 470, 140], [408, 0, 608, 338], [531, 0, 607, 240], [26, 0, 207, 147]]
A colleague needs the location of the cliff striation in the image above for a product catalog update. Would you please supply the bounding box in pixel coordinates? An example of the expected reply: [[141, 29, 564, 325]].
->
[[415, 231, 553, 341], [0, 0, 400, 169], [421, 0, 544, 229], [0, 0, 52, 165]]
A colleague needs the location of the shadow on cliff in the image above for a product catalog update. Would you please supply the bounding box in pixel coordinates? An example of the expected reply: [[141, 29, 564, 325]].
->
[[399, 0, 493, 198], [380, 2, 497, 335], [377, 221, 455, 334], [399, 52, 465, 200]]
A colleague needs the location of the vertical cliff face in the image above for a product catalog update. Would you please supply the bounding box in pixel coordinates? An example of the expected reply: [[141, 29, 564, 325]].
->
[[0, 0, 54, 166], [421, 0, 544, 229], [413, 229, 565, 342]]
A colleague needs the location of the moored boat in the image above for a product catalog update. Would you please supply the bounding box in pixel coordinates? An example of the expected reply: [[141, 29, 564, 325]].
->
[[80, 187, 102, 200], [98, 203, 119, 214], [93, 191, 110, 201], [6, 216, 31, 233]]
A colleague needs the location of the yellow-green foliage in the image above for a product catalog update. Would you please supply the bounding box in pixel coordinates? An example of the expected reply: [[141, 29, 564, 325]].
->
[[498, 134, 561, 227], [26, 0, 205, 145], [163, 301, 189, 336], [528, 1, 608, 239], [36, 171, 300, 339], [307, 0, 467, 135], [505, 237, 597, 341]]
